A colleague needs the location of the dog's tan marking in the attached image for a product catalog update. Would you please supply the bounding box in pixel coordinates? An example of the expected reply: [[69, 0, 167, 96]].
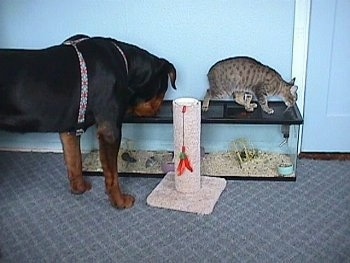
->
[[97, 123, 135, 208], [132, 93, 165, 117], [59, 133, 92, 194]]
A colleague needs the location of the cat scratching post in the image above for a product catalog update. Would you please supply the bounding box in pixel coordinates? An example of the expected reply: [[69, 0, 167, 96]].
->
[[173, 98, 201, 193], [147, 98, 226, 215]]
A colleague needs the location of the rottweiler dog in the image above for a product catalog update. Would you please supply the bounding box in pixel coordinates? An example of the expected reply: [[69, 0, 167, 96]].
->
[[0, 35, 176, 208]]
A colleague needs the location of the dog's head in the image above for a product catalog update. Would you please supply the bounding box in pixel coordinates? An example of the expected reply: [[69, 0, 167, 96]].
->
[[127, 57, 177, 117]]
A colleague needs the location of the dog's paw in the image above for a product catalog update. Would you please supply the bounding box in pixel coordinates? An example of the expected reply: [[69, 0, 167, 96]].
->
[[110, 194, 135, 209], [70, 180, 92, 194]]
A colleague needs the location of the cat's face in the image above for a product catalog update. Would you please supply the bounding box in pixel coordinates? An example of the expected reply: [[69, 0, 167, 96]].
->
[[282, 78, 298, 107]]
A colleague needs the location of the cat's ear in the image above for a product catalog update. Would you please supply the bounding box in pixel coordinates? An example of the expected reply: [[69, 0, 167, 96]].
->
[[290, 85, 298, 94], [289, 77, 296, 85]]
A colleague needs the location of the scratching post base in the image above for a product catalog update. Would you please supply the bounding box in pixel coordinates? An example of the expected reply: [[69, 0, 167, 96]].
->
[[147, 172, 226, 215]]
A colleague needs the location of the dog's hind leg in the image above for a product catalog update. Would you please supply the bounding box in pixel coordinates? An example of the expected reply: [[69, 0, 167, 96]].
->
[[60, 133, 92, 194], [97, 122, 135, 209]]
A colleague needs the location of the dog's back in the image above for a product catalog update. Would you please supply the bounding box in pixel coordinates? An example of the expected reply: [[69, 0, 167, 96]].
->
[[0, 47, 82, 132]]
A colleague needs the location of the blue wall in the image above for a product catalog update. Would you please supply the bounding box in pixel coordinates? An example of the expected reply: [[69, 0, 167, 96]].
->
[[0, 0, 295, 152]]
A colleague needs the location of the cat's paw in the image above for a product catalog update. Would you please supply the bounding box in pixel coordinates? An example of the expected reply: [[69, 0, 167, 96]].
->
[[265, 108, 274, 114], [245, 106, 255, 112], [202, 105, 209, 112]]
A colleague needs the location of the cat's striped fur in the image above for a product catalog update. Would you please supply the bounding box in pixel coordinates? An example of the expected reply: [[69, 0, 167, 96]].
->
[[202, 56, 298, 114]]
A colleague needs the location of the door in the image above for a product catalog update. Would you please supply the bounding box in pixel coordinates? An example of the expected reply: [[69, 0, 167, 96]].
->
[[302, 0, 350, 152]]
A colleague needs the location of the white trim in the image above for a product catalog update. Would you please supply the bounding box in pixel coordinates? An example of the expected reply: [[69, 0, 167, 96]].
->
[[292, 0, 311, 153]]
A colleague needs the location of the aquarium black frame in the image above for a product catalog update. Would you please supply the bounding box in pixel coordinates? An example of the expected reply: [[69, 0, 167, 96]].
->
[[123, 100, 303, 125], [85, 171, 297, 181]]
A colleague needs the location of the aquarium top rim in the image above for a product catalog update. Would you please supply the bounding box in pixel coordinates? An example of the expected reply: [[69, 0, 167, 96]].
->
[[124, 100, 304, 125]]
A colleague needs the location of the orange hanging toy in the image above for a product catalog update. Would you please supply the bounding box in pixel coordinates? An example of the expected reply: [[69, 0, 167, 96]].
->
[[177, 106, 194, 176]]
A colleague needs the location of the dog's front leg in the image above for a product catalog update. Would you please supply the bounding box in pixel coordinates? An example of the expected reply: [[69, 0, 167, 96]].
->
[[97, 123, 135, 209], [60, 133, 92, 194]]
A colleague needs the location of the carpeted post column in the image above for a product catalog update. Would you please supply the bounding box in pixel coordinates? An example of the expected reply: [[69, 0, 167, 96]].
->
[[173, 98, 201, 193]]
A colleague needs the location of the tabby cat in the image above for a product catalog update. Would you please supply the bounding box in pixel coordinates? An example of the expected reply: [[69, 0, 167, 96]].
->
[[202, 56, 298, 114]]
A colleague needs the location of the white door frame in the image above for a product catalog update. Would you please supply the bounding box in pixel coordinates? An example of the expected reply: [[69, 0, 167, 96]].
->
[[292, 0, 311, 152]]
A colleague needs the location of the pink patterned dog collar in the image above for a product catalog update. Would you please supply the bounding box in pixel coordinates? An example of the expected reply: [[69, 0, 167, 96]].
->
[[63, 38, 128, 135], [112, 42, 128, 75], [64, 38, 89, 135]]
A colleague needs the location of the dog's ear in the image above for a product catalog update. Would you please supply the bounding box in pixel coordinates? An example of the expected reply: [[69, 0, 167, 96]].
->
[[160, 59, 177, 90], [167, 62, 177, 90]]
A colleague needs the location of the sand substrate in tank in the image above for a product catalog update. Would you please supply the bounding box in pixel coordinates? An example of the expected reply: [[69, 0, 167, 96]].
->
[[83, 149, 294, 178]]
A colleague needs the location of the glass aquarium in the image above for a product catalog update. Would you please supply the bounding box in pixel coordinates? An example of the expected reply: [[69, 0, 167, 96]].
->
[[83, 100, 303, 180]]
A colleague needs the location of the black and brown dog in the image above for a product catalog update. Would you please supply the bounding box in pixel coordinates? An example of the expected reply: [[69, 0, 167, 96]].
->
[[0, 35, 176, 208]]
